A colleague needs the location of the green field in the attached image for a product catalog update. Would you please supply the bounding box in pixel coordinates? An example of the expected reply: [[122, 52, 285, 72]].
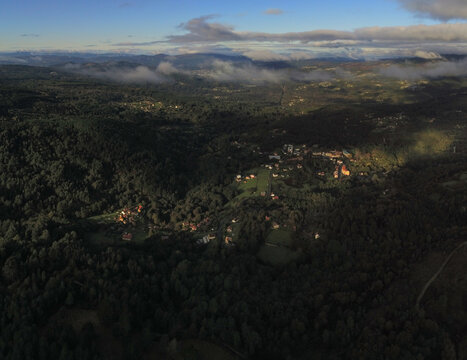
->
[[257, 244, 302, 266], [234, 167, 270, 201], [236, 176, 257, 199], [256, 168, 270, 193], [87, 212, 118, 224], [265, 229, 294, 247]]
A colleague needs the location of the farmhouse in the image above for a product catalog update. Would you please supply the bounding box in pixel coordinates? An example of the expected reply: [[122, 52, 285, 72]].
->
[[122, 232, 133, 241], [341, 165, 350, 176]]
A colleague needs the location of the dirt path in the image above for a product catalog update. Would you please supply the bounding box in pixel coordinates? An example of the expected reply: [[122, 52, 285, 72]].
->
[[416, 241, 467, 310]]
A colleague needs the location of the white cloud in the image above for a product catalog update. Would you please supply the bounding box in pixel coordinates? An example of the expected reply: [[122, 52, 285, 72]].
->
[[241, 50, 289, 61], [264, 8, 284, 15], [156, 61, 179, 75], [63, 64, 169, 84], [379, 58, 467, 79], [397, 0, 467, 20]]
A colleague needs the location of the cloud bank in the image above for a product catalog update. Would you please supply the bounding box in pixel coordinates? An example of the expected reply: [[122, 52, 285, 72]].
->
[[379, 59, 467, 80], [113, 16, 467, 60], [60, 59, 346, 85], [133, 16, 467, 45], [397, 0, 467, 20], [206, 60, 342, 83], [63, 64, 171, 84]]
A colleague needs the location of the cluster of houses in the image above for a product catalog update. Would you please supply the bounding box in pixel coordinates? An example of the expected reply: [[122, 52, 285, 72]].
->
[[182, 217, 211, 232], [333, 164, 351, 179], [309, 148, 354, 179], [197, 233, 216, 245], [282, 144, 308, 157], [224, 218, 239, 246], [235, 173, 256, 183], [116, 205, 143, 225]]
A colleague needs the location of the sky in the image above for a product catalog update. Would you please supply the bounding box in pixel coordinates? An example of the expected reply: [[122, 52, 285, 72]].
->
[[1, 0, 467, 59]]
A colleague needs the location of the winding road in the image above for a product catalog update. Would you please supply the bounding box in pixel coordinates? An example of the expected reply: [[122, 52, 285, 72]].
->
[[416, 241, 467, 310]]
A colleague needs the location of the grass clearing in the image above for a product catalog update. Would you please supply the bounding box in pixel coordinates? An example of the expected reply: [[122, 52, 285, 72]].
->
[[266, 229, 294, 247], [233, 167, 270, 202], [256, 168, 270, 193], [87, 212, 118, 224]]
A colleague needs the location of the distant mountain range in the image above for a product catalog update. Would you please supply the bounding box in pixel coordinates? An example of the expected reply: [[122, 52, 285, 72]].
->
[[2, 51, 465, 70]]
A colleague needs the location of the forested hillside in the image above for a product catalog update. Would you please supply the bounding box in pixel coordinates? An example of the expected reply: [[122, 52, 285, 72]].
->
[[1, 65, 466, 360]]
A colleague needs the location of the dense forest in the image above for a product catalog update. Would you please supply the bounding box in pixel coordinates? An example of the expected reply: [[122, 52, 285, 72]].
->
[[1, 64, 467, 360]]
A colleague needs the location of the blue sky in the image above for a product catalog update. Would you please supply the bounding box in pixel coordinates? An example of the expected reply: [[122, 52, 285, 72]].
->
[[1, 0, 466, 57]]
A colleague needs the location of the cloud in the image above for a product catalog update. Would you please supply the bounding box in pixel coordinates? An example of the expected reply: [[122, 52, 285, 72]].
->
[[21, 34, 39, 37], [379, 59, 467, 80], [207, 60, 287, 83], [63, 64, 169, 84], [354, 23, 467, 42], [264, 8, 284, 15], [397, 0, 467, 20], [123, 16, 467, 46], [203, 60, 344, 83], [412, 50, 443, 59], [169, 15, 243, 43], [156, 61, 180, 75], [242, 50, 289, 61], [241, 49, 316, 61]]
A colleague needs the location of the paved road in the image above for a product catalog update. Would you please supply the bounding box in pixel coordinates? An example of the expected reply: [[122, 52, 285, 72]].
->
[[267, 170, 272, 196], [416, 241, 467, 310]]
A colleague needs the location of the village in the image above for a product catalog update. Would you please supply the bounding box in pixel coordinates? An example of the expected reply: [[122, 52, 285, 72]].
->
[[186, 140, 359, 257], [85, 137, 373, 266]]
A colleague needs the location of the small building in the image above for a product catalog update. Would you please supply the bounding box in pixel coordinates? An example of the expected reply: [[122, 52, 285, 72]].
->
[[226, 225, 233, 233], [343, 149, 352, 158], [272, 222, 280, 230], [341, 165, 350, 176], [225, 236, 233, 245], [122, 232, 133, 241], [269, 155, 281, 160]]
